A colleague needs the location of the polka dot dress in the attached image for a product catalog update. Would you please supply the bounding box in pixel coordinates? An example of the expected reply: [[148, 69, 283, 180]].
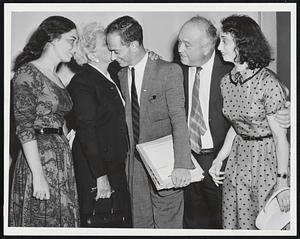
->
[[220, 67, 288, 229]]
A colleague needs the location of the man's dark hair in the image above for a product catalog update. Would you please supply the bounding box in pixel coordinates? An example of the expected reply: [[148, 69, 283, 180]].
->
[[105, 15, 143, 46]]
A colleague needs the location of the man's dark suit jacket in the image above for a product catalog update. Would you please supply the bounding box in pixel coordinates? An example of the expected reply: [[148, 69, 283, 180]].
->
[[68, 63, 128, 214], [181, 51, 233, 156]]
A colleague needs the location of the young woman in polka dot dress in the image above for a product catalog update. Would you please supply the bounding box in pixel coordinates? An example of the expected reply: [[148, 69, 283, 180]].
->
[[209, 15, 290, 229]]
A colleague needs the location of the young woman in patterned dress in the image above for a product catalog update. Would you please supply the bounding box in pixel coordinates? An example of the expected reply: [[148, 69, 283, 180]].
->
[[9, 16, 80, 227], [209, 15, 290, 229]]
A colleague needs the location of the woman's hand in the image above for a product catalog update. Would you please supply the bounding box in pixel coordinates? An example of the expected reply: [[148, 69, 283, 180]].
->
[[275, 179, 290, 212], [32, 174, 50, 200], [209, 159, 225, 187], [95, 174, 112, 200], [208, 126, 235, 187], [21, 140, 50, 200], [276, 190, 290, 212]]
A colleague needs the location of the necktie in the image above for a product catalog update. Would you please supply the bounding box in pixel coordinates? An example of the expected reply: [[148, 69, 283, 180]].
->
[[131, 67, 140, 145], [189, 67, 207, 154]]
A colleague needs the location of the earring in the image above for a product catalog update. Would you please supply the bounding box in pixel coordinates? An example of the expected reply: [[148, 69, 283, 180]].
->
[[48, 40, 56, 46]]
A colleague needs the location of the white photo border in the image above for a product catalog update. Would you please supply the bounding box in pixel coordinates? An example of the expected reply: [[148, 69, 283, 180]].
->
[[3, 2, 297, 236]]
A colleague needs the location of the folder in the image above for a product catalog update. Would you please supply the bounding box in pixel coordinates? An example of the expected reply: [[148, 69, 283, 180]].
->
[[136, 135, 204, 190]]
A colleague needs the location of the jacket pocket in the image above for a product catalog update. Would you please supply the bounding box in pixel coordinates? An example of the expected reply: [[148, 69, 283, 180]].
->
[[147, 93, 169, 122]]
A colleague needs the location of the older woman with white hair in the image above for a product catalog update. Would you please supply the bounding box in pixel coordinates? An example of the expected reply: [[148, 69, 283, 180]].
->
[[68, 22, 131, 227]]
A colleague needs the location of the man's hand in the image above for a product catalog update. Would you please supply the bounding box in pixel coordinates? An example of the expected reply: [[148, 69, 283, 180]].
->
[[171, 168, 191, 188], [147, 50, 160, 61], [275, 101, 291, 128], [95, 174, 112, 200]]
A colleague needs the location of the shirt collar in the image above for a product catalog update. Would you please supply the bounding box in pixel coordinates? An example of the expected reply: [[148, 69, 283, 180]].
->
[[88, 63, 125, 106], [230, 67, 263, 85], [128, 52, 148, 72], [88, 63, 112, 80]]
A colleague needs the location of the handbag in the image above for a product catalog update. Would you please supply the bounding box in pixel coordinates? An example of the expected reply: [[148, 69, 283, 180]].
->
[[255, 187, 290, 230], [82, 188, 127, 228]]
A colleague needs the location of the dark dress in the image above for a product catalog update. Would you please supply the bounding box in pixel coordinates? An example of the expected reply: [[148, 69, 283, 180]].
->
[[67, 64, 131, 227], [9, 63, 80, 227], [220, 67, 288, 229]]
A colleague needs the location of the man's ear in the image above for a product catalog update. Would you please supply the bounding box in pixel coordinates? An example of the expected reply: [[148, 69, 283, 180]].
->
[[203, 44, 212, 55], [130, 41, 139, 51]]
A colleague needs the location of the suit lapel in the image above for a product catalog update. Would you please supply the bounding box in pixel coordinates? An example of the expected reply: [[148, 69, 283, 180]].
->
[[119, 68, 129, 102], [119, 68, 133, 147], [182, 64, 189, 117], [84, 64, 105, 84], [139, 57, 155, 129], [84, 64, 114, 87], [118, 68, 136, 193], [209, 52, 233, 117], [209, 55, 221, 109]]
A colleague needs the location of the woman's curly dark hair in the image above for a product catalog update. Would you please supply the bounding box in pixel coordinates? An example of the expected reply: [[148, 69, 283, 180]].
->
[[221, 15, 273, 70], [13, 16, 76, 72]]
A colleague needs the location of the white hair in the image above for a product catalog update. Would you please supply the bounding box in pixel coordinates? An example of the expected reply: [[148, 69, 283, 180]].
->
[[74, 22, 105, 65]]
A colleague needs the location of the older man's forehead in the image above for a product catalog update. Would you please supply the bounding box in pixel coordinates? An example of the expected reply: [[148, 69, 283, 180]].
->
[[180, 24, 209, 43]]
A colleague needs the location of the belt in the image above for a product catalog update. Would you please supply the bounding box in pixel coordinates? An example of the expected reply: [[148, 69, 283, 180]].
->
[[198, 148, 214, 155], [239, 134, 272, 141], [34, 127, 63, 135]]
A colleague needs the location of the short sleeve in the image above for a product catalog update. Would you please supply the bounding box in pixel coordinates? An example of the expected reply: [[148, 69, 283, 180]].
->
[[263, 71, 288, 115], [13, 69, 38, 144], [220, 73, 230, 98]]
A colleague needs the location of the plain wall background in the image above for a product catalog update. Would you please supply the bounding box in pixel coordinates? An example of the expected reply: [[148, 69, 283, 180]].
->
[[11, 11, 277, 74], [8, 10, 282, 162]]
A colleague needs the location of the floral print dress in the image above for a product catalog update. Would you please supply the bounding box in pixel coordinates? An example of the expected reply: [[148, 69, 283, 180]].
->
[[9, 63, 80, 227], [220, 67, 288, 229]]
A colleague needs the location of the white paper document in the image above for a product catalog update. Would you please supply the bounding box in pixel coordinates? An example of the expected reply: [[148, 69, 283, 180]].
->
[[136, 135, 204, 190]]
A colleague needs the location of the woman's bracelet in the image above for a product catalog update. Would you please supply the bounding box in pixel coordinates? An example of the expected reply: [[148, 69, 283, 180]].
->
[[277, 173, 288, 179]]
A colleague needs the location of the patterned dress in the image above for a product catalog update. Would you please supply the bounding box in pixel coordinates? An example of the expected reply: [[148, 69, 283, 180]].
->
[[220, 67, 288, 229], [9, 63, 80, 227]]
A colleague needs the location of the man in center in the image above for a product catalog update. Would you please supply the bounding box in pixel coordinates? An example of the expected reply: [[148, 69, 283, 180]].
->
[[106, 15, 194, 228]]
